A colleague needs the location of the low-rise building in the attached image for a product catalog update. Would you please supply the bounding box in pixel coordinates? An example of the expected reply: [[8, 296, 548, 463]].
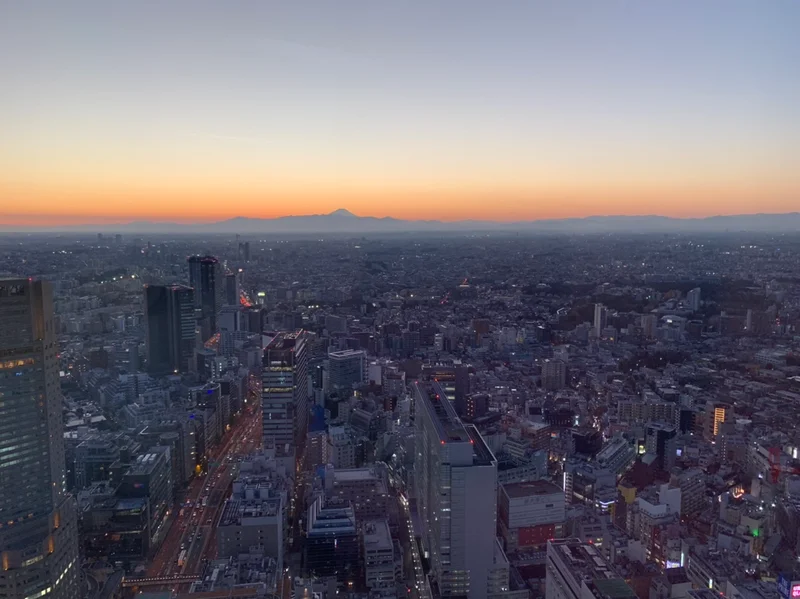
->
[[499, 480, 566, 553], [545, 538, 636, 599]]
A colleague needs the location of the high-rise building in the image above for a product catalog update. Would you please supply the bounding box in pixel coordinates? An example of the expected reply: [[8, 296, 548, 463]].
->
[[305, 431, 329, 472], [328, 349, 366, 393], [118, 446, 174, 544], [262, 332, 309, 457], [595, 436, 636, 475], [238, 241, 251, 262], [644, 422, 678, 471], [421, 363, 470, 416], [593, 303, 607, 338], [324, 314, 348, 335], [188, 255, 224, 341], [465, 392, 489, 420], [224, 271, 240, 306], [541, 359, 567, 390], [167, 285, 196, 374], [686, 287, 702, 313], [144, 284, 195, 374], [144, 284, 171, 373], [641, 313, 658, 339], [570, 429, 603, 457], [706, 403, 730, 440], [218, 305, 241, 333], [414, 381, 507, 599], [669, 469, 706, 516], [305, 497, 358, 582], [0, 279, 80, 599]]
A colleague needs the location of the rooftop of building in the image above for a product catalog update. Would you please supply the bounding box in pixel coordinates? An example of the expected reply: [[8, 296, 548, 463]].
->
[[219, 497, 282, 526], [307, 499, 357, 536], [265, 331, 305, 349], [466, 425, 496, 466], [646, 421, 678, 432], [663, 567, 690, 585], [565, 458, 614, 478], [548, 539, 635, 598], [415, 380, 471, 442], [96, 570, 125, 599], [597, 436, 633, 455], [521, 419, 551, 431], [187, 552, 278, 595], [592, 578, 638, 599], [502, 479, 564, 499], [187, 255, 219, 263], [115, 497, 148, 511], [686, 590, 724, 599], [362, 520, 393, 552], [689, 546, 755, 578], [332, 467, 383, 483], [328, 349, 365, 358], [125, 447, 168, 475], [732, 580, 783, 599]]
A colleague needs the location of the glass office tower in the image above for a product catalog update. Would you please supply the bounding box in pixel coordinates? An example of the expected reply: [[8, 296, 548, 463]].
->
[[0, 279, 80, 599]]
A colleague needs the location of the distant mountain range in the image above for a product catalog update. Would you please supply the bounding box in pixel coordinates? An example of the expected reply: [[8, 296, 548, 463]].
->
[[3, 208, 800, 234]]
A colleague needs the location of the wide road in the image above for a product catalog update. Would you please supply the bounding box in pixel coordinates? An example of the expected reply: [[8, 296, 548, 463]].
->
[[141, 399, 262, 591], [197, 426, 262, 567]]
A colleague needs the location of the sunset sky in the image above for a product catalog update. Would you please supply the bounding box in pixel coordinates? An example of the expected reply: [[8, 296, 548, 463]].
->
[[1, 1, 798, 226]]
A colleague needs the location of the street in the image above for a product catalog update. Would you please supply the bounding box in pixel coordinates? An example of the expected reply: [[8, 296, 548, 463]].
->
[[136, 398, 262, 593], [399, 493, 429, 599]]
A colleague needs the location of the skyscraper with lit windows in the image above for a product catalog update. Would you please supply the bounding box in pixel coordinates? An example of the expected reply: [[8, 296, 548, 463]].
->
[[0, 279, 80, 599], [262, 331, 309, 457]]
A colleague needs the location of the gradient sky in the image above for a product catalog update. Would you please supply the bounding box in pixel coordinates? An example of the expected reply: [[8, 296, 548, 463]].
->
[[1, 1, 798, 225]]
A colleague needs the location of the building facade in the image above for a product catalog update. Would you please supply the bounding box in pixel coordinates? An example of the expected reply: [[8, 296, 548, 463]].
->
[[363, 520, 396, 597], [414, 381, 502, 599], [328, 349, 366, 393], [0, 279, 80, 599], [188, 255, 224, 342], [144, 284, 195, 374], [498, 481, 566, 553], [262, 332, 309, 457]]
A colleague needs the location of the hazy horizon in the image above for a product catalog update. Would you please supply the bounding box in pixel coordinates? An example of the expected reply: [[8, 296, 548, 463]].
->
[[3, 208, 800, 235], [1, 0, 798, 227]]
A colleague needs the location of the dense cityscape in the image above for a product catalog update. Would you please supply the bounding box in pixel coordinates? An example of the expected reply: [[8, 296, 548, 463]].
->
[[2, 230, 800, 599]]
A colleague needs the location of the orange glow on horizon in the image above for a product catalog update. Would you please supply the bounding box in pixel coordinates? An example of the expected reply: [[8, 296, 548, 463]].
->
[[2, 178, 798, 227], [2, 2, 797, 230]]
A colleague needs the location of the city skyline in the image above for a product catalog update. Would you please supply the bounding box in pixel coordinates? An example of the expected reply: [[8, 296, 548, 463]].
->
[[4, 227, 800, 596], [2, 0, 798, 227]]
